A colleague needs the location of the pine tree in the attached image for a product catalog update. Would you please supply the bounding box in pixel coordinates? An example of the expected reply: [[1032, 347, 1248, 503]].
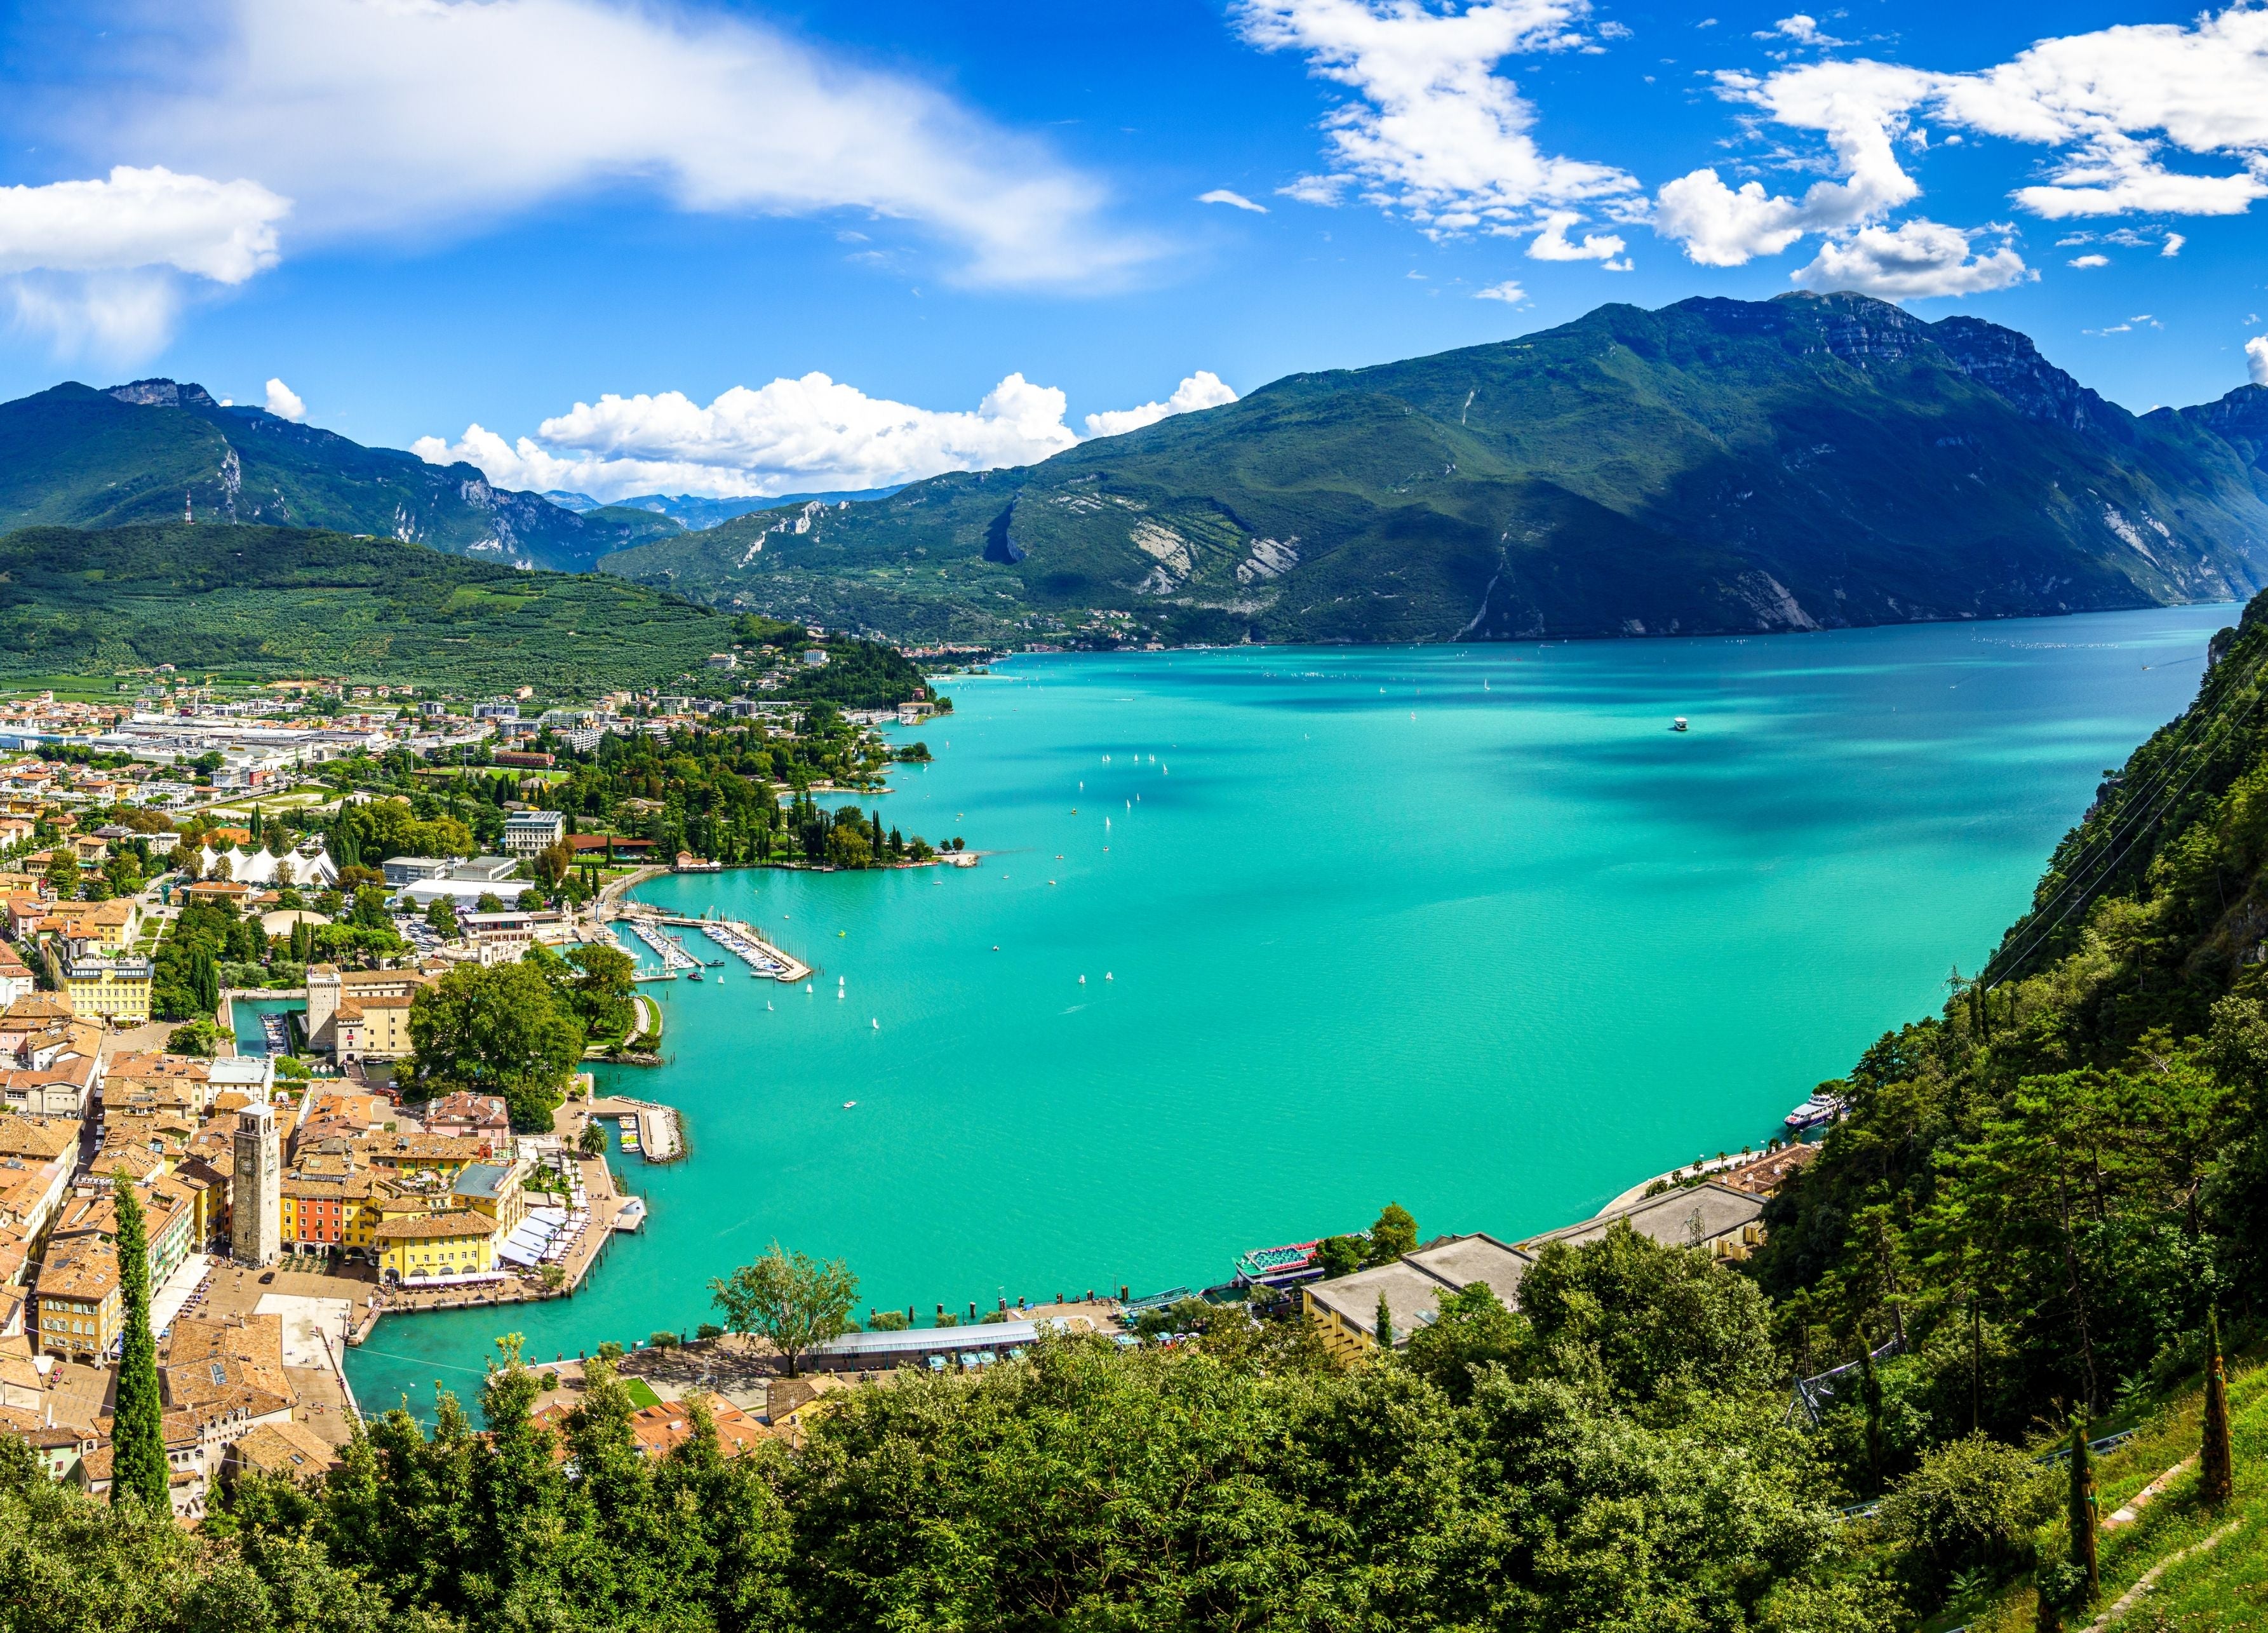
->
[[2202, 1308, 2234, 1506], [109, 1176, 169, 1509], [1374, 1292, 1394, 1352], [2069, 1415, 2098, 1604]]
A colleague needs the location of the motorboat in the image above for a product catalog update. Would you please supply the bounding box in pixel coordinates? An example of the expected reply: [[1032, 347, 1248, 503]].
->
[[1784, 1092, 1845, 1131], [1671, 717, 1689, 732]]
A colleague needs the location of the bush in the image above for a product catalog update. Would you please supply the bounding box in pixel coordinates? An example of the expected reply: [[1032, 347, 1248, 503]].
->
[[1877, 1432, 2051, 1604], [868, 1311, 911, 1331], [696, 1322, 727, 1340], [648, 1330, 678, 1350]]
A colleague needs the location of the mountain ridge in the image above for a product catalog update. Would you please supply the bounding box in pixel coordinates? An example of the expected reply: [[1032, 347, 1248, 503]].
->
[[0, 380, 646, 570], [599, 292, 2268, 646]]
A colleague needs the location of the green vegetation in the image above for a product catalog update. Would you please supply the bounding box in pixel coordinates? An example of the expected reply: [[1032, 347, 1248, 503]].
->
[[0, 522, 733, 694], [600, 293, 2268, 646], [708, 1244, 859, 1376], [107, 1176, 166, 1511], [0, 379, 660, 569], [405, 962, 585, 1131]]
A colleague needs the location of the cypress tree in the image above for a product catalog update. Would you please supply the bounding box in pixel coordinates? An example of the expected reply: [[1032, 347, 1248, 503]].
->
[[2069, 1416, 2098, 1604], [1374, 1293, 1394, 1353], [2202, 1308, 2234, 1506], [109, 1175, 169, 1509]]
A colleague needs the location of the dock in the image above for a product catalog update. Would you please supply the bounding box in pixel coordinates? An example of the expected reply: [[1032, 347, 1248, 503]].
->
[[621, 918, 702, 973], [669, 915, 813, 983]]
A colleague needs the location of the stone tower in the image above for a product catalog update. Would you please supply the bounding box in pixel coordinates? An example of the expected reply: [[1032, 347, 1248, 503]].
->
[[231, 1101, 280, 1267]]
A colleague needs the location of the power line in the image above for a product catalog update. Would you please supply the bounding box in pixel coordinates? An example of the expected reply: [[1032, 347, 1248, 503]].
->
[[1983, 648, 2268, 989]]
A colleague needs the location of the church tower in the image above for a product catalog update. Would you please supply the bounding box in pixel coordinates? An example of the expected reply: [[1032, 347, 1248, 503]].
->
[[231, 1101, 280, 1266]]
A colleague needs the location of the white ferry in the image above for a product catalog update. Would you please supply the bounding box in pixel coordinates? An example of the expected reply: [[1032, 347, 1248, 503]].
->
[[1783, 1092, 1846, 1132]]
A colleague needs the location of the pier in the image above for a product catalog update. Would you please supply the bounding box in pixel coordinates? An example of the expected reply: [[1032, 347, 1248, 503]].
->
[[622, 918, 702, 973], [674, 915, 814, 983]]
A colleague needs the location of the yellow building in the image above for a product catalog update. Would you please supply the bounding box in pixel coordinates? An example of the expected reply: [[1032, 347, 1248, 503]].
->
[[373, 1211, 499, 1282], [60, 957, 152, 1025], [33, 1239, 121, 1361], [333, 993, 416, 1060]]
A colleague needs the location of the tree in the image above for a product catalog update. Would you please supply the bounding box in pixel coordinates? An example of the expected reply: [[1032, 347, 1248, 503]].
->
[[1404, 1281, 1526, 1404], [1878, 1433, 2051, 1604], [166, 1019, 225, 1058], [1374, 1291, 1395, 1352], [709, 1243, 858, 1376], [579, 1118, 607, 1159], [1365, 1202, 1418, 1265], [2201, 1308, 2234, 1505], [408, 960, 586, 1130], [475, 892, 504, 913], [2067, 1416, 2098, 1605], [109, 1176, 168, 1509], [44, 848, 79, 899], [563, 943, 636, 1038], [425, 898, 460, 938], [1315, 1235, 1364, 1279], [532, 838, 574, 887]]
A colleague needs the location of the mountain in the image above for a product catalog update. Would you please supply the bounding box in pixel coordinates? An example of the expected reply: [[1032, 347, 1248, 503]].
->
[[0, 522, 730, 694], [598, 292, 2268, 646], [552, 487, 904, 528], [0, 381, 657, 570]]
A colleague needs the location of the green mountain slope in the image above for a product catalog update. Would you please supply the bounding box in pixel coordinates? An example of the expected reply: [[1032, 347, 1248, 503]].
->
[[601, 292, 2268, 645], [0, 381, 651, 570], [0, 523, 728, 693]]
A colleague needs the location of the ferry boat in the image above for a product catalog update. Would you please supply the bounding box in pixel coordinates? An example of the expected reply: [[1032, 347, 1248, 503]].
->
[[1233, 1239, 1324, 1290], [1783, 1092, 1846, 1132]]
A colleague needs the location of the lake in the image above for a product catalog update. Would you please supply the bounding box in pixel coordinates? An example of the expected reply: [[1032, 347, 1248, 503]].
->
[[345, 606, 2231, 1414]]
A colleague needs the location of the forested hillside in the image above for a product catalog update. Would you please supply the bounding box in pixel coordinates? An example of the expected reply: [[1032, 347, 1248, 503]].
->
[[0, 523, 728, 694], [600, 293, 2268, 647], [1758, 588, 2268, 1428]]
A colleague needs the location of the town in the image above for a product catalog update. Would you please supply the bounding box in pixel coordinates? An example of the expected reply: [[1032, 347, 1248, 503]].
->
[[0, 624, 967, 1518]]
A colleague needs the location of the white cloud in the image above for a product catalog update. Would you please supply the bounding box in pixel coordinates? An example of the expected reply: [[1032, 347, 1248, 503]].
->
[[2162, 232, 2187, 256], [1233, 0, 1637, 238], [2250, 336, 2268, 386], [417, 370, 1238, 501], [264, 377, 305, 420], [1655, 7, 2268, 281], [1084, 371, 1239, 436], [1792, 219, 2032, 299], [1526, 209, 1626, 261], [0, 165, 287, 283], [1654, 61, 1933, 265], [1670, 6, 2268, 259], [4, 270, 183, 361], [1198, 189, 1269, 213], [79, 0, 1146, 292], [1757, 15, 1844, 47], [2068, 253, 2110, 267], [1474, 279, 1528, 302], [0, 164, 289, 359]]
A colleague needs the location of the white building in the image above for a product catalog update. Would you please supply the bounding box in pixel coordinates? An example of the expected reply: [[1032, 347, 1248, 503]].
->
[[502, 810, 566, 857]]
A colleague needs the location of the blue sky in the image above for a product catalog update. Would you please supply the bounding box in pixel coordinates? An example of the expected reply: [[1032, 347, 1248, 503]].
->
[[1, 0, 2264, 499]]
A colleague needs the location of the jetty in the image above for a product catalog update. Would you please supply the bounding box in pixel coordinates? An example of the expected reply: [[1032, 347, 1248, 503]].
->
[[622, 918, 701, 973], [673, 915, 813, 983]]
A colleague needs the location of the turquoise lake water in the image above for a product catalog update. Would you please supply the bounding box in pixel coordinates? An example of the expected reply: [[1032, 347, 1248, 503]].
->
[[346, 607, 2232, 1415]]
